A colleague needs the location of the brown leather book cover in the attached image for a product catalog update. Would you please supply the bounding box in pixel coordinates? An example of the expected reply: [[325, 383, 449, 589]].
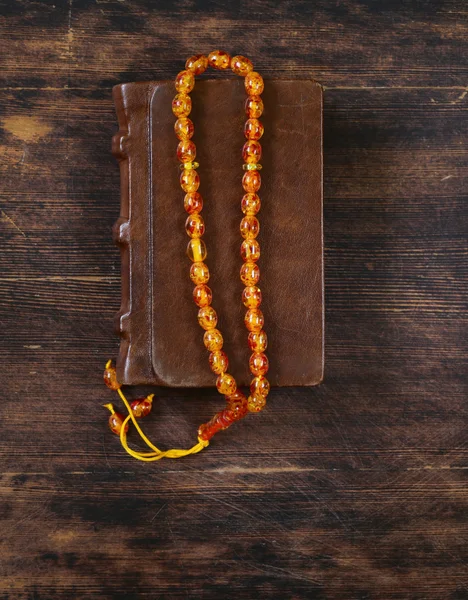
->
[[112, 78, 323, 388]]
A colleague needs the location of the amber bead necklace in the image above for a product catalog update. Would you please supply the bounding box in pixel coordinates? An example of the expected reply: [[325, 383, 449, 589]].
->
[[103, 51, 269, 462]]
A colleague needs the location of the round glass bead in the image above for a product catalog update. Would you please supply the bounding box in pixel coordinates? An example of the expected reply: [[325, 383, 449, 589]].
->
[[245, 72, 264, 96], [240, 262, 260, 286], [231, 55, 253, 76], [247, 394, 267, 413], [193, 284, 212, 307], [198, 305, 217, 330], [209, 350, 229, 374], [185, 213, 205, 238], [130, 398, 153, 418], [180, 168, 200, 192], [245, 95, 264, 118], [244, 307, 264, 331], [242, 169, 261, 193], [226, 391, 248, 420], [108, 412, 128, 435], [172, 93, 192, 117], [185, 54, 208, 75], [177, 140, 196, 162], [241, 193, 261, 215], [249, 352, 269, 376], [240, 215, 260, 239], [190, 261, 210, 284], [248, 330, 268, 352], [244, 118, 264, 140], [216, 372, 237, 395], [242, 285, 262, 308], [241, 239, 260, 262], [174, 117, 194, 140], [203, 328, 224, 351], [184, 191, 203, 214], [242, 140, 262, 164], [175, 70, 195, 93], [250, 375, 270, 398], [187, 238, 207, 262], [208, 50, 231, 70], [104, 365, 120, 390]]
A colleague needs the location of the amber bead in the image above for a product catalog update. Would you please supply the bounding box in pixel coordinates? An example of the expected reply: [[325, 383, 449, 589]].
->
[[250, 375, 270, 398], [244, 118, 264, 140], [209, 350, 229, 374], [240, 262, 260, 286], [198, 305, 217, 330], [185, 213, 205, 238], [245, 95, 264, 118], [244, 307, 264, 332], [231, 55, 253, 76], [174, 117, 194, 141], [208, 50, 231, 70], [190, 261, 210, 284], [242, 285, 262, 308], [177, 140, 196, 163], [248, 330, 268, 352], [245, 72, 264, 96], [108, 412, 128, 435], [203, 328, 224, 351], [193, 284, 212, 307], [184, 191, 203, 214], [103, 364, 120, 390], [240, 215, 260, 239], [249, 352, 269, 376], [242, 140, 262, 164], [187, 238, 207, 262], [247, 394, 267, 413], [180, 168, 200, 193], [241, 239, 260, 262], [216, 372, 237, 395], [185, 54, 208, 75], [241, 193, 261, 215], [226, 390, 248, 420], [242, 169, 261, 193], [172, 93, 192, 117], [175, 70, 195, 94], [130, 396, 153, 418]]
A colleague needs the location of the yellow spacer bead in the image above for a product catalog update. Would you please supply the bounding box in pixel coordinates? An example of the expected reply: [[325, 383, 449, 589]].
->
[[208, 50, 231, 70], [240, 215, 260, 239], [180, 168, 200, 192], [187, 238, 207, 262], [198, 306, 218, 330], [231, 55, 253, 76], [204, 328, 224, 351], [179, 161, 200, 171], [185, 213, 205, 238], [190, 261, 210, 284], [247, 394, 267, 413], [243, 163, 262, 171], [216, 372, 237, 395], [172, 93, 192, 117], [185, 54, 208, 75], [245, 95, 264, 118], [245, 72, 264, 96], [175, 70, 195, 93]]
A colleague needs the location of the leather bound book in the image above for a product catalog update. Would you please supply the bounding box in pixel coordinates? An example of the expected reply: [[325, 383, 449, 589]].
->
[[112, 79, 323, 388]]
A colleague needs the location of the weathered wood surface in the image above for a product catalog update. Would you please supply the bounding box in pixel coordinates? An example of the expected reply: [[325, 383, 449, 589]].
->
[[1, 1, 467, 598]]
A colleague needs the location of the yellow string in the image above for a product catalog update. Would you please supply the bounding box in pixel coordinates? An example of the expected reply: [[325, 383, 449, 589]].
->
[[116, 387, 209, 462]]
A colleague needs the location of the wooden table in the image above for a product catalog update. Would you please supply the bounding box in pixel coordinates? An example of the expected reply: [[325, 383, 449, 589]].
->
[[1, 2, 467, 598]]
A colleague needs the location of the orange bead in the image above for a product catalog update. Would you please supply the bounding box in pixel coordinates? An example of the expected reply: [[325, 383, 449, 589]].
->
[[241, 193, 261, 215], [250, 375, 270, 398], [240, 215, 260, 239], [244, 118, 264, 140], [108, 412, 128, 435], [185, 54, 208, 75], [231, 55, 253, 76], [226, 391, 248, 420], [198, 305, 217, 330], [184, 191, 203, 214], [193, 284, 212, 307], [208, 50, 231, 70], [245, 95, 264, 118], [240, 262, 260, 286], [242, 285, 262, 308], [180, 168, 200, 192], [247, 394, 267, 413], [177, 140, 196, 162], [242, 140, 262, 164], [185, 213, 205, 238], [203, 328, 224, 351], [209, 350, 229, 374], [187, 238, 207, 262], [172, 93, 192, 117], [130, 396, 153, 418], [175, 70, 195, 93], [216, 372, 237, 395], [198, 420, 219, 441], [248, 330, 268, 352], [241, 239, 260, 262], [103, 364, 120, 390], [244, 307, 264, 331], [245, 72, 264, 95], [249, 352, 269, 376], [242, 169, 261, 193], [190, 261, 210, 284], [174, 117, 194, 140]]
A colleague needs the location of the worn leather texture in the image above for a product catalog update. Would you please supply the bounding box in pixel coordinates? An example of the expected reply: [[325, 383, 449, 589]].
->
[[112, 78, 323, 387]]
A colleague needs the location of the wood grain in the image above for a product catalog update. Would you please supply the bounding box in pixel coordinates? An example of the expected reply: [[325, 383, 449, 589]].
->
[[1, 1, 467, 598]]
